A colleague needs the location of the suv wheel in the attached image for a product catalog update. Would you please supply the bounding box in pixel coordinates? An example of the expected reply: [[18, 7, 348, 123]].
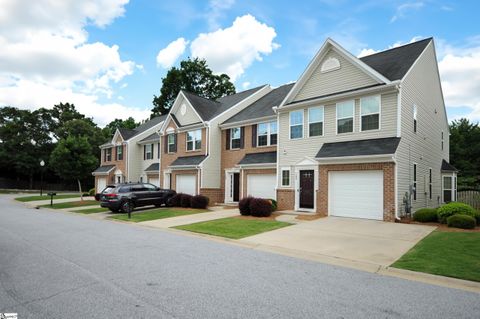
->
[[121, 200, 134, 214]]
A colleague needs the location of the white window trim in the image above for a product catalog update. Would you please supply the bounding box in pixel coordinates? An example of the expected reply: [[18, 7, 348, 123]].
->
[[145, 144, 153, 160], [413, 104, 418, 133], [186, 129, 202, 151], [413, 162, 417, 201], [281, 167, 291, 187], [336, 100, 355, 135], [257, 121, 277, 146], [441, 131, 444, 151], [289, 110, 304, 140], [116, 145, 123, 160], [230, 127, 241, 149], [359, 95, 381, 132], [307, 106, 324, 137], [167, 134, 175, 153], [105, 148, 112, 161]]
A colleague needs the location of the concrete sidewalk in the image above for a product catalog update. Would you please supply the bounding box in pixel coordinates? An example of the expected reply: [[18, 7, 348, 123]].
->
[[139, 209, 240, 228]]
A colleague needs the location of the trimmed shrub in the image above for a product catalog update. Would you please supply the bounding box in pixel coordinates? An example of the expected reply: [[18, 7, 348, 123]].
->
[[239, 196, 253, 216], [168, 193, 182, 207], [191, 195, 209, 209], [412, 208, 438, 223], [180, 194, 193, 208], [447, 214, 476, 229], [250, 198, 274, 217], [437, 202, 476, 223], [89, 188, 96, 196], [269, 199, 278, 211]]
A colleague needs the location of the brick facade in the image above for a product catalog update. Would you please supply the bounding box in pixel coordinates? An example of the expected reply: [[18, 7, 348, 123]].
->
[[200, 188, 224, 205], [277, 189, 295, 210], [96, 135, 127, 191], [317, 162, 396, 222]]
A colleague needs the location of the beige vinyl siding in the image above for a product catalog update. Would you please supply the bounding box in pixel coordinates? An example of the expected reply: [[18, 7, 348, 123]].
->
[[173, 95, 203, 127], [293, 49, 379, 102], [396, 41, 449, 213], [201, 86, 271, 188], [278, 91, 398, 187]]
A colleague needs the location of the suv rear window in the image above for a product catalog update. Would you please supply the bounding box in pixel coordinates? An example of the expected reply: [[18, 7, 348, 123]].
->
[[102, 187, 115, 194], [118, 186, 131, 193]]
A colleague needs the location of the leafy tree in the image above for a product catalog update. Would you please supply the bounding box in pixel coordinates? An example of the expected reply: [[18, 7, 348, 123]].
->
[[449, 118, 480, 186], [103, 117, 138, 137], [50, 136, 98, 199], [152, 58, 236, 115], [56, 118, 108, 158], [48, 103, 86, 139]]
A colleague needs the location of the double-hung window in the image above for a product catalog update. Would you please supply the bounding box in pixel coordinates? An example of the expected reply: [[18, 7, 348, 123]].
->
[[289, 110, 303, 139], [258, 121, 277, 146], [167, 134, 175, 153], [360, 96, 380, 131], [186, 129, 201, 151], [308, 106, 324, 137], [116, 145, 123, 161], [281, 169, 290, 187], [145, 144, 153, 160], [105, 148, 112, 162], [337, 100, 354, 134], [441, 131, 444, 151], [230, 127, 241, 149], [443, 176, 452, 202]]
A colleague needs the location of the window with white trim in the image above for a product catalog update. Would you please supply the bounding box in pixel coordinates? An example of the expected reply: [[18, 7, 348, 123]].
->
[[289, 110, 303, 139], [230, 127, 241, 149], [116, 145, 123, 161], [441, 131, 444, 151], [281, 169, 290, 187], [186, 129, 201, 151], [429, 168, 432, 200], [145, 144, 153, 160], [413, 163, 417, 200], [167, 134, 175, 153], [360, 95, 380, 131], [105, 148, 112, 162], [413, 105, 418, 133], [308, 106, 324, 137], [258, 121, 277, 146], [337, 100, 354, 134], [443, 176, 452, 202]]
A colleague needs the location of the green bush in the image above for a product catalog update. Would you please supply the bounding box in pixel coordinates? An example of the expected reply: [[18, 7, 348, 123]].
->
[[446, 214, 476, 229], [88, 188, 96, 196], [413, 208, 438, 222], [437, 202, 476, 224], [269, 199, 278, 211]]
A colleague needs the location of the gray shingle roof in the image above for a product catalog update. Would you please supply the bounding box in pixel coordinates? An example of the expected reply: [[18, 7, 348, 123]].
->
[[139, 132, 160, 143], [360, 38, 432, 81], [170, 155, 207, 167], [181, 85, 266, 121], [238, 151, 277, 165], [118, 128, 136, 140], [145, 163, 160, 172], [117, 115, 167, 141], [223, 83, 294, 124], [316, 137, 401, 158], [441, 159, 458, 172], [92, 165, 115, 174]]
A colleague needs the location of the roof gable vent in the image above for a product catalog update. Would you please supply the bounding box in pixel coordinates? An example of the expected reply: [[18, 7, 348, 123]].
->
[[321, 57, 340, 73]]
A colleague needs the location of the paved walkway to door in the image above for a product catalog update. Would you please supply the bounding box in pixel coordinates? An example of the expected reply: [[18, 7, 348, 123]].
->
[[241, 217, 436, 268]]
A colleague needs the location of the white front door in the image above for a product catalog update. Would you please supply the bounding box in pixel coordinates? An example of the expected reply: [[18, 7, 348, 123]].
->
[[247, 174, 276, 199], [225, 172, 240, 203], [329, 170, 384, 220], [176, 175, 196, 195], [97, 177, 106, 192]]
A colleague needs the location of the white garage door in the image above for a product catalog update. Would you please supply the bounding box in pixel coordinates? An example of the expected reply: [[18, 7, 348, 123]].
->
[[329, 170, 383, 220], [97, 177, 106, 192], [176, 175, 196, 195], [247, 174, 276, 199], [148, 177, 159, 187]]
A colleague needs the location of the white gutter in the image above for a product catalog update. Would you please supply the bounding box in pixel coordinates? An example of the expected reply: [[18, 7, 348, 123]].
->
[[316, 154, 396, 164], [236, 163, 276, 169], [218, 115, 277, 130]]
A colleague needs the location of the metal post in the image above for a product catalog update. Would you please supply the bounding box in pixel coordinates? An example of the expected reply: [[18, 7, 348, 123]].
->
[[40, 170, 44, 197]]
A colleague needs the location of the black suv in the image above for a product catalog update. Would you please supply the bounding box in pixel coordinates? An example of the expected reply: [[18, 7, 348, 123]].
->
[[95, 183, 176, 213]]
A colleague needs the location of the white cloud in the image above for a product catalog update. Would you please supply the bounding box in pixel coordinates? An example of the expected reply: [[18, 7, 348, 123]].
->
[[206, 0, 235, 30], [358, 48, 378, 58], [391, 2, 424, 23], [0, 0, 142, 125], [242, 82, 251, 89], [190, 14, 279, 81], [156, 38, 189, 69]]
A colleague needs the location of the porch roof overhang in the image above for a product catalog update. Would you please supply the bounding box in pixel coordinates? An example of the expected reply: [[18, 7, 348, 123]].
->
[[169, 155, 207, 169], [441, 159, 458, 172], [315, 137, 401, 159], [237, 151, 277, 167], [144, 163, 160, 172], [91, 165, 115, 176]]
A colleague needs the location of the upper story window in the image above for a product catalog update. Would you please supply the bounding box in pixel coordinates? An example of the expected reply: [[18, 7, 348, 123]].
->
[[308, 106, 324, 137], [360, 95, 380, 131], [413, 105, 418, 133], [258, 121, 277, 146], [441, 131, 444, 150], [337, 100, 354, 134], [230, 127, 241, 149], [116, 145, 123, 161], [413, 163, 417, 201], [289, 110, 303, 139], [167, 134, 176, 153], [144, 144, 153, 160], [186, 129, 202, 151], [104, 148, 112, 162]]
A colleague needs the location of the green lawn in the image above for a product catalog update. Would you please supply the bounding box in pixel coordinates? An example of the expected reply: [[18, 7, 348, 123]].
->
[[110, 208, 208, 222], [392, 231, 480, 282], [16, 194, 82, 202], [174, 217, 291, 239], [39, 200, 99, 209], [72, 207, 110, 214]]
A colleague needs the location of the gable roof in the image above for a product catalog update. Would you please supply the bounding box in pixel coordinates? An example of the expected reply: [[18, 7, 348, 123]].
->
[[181, 85, 267, 122], [170, 155, 207, 167], [139, 132, 160, 143], [316, 137, 401, 158], [116, 115, 167, 141], [238, 152, 277, 165], [441, 159, 458, 172], [223, 83, 294, 124], [360, 38, 432, 81], [118, 128, 136, 140], [145, 163, 160, 172]]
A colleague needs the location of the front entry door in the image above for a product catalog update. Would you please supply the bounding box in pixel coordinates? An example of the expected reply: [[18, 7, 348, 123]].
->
[[299, 170, 314, 209], [233, 173, 240, 202]]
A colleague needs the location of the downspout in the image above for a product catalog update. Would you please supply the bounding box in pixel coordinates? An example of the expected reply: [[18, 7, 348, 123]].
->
[[156, 130, 162, 187]]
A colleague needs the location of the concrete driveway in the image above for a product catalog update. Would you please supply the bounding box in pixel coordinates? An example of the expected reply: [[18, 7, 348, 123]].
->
[[241, 217, 436, 268]]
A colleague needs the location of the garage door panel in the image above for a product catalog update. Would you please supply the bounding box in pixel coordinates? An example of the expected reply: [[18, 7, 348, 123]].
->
[[149, 177, 159, 187], [97, 177, 106, 192], [176, 175, 196, 195], [247, 174, 276, 199], [329, 170, 383, 220]]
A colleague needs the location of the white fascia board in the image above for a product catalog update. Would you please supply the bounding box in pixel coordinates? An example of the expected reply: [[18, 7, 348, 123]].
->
[[219, 115, 277, 129], [316, 154, 395, 164], [236, 163, 276, 169]]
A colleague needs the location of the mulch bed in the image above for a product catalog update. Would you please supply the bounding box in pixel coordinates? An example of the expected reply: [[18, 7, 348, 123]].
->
[[397, 217, 480, 232], [295, 214, 325, 221]]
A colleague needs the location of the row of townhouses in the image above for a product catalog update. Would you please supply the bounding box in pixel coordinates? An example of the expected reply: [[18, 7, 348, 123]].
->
[[92, 37, 457, 222]]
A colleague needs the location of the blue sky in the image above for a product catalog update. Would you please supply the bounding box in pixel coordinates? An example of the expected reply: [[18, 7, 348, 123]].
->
[[0, 0, 478, 125]]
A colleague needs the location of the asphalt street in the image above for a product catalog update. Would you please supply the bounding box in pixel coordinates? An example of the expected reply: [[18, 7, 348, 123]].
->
[[0, 195, 478, 318]]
